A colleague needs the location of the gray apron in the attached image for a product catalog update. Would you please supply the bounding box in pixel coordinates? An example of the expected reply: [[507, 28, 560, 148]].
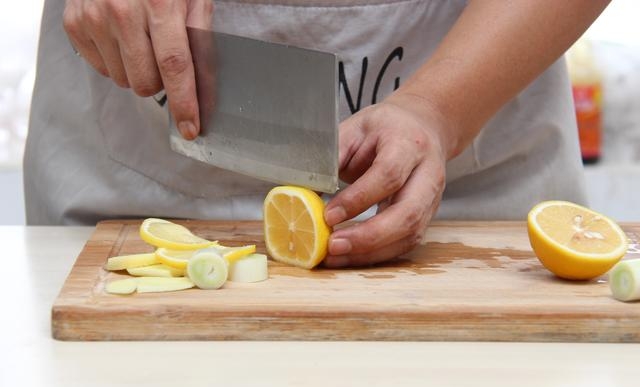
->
[[24, 0, 587, 225]]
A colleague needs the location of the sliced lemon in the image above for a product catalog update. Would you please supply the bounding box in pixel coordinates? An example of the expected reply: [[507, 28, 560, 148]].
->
[[155, 248, 197, 269], [527, 200, 628, 280], [139, 218, 216, 250], [263, 186, 331, 269], [156, 244, 256, 269], [211, 244, 257, 264]]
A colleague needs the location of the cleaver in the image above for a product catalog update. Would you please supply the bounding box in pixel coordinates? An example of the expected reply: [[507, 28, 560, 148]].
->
[[169, 27, 339, 193]]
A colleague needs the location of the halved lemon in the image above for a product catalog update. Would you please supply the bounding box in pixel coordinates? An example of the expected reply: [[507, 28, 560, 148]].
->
[[139, 218, 216, 250], [263, 186, 331, 269], [527, 201, 628, 280]]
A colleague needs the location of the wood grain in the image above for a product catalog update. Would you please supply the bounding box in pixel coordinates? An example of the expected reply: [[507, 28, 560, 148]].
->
[[51, 220, 640, 342]]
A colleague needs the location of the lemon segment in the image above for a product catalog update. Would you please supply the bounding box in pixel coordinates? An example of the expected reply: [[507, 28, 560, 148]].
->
[[139, 218, 216, 250], [211, 244, 257, 264], [263, 186, 331, 269], [527, 201, 628, 280], [155, 248, 197, 269]]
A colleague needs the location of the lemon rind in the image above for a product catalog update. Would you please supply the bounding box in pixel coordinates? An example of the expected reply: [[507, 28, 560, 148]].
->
[[263, 186, 329, 269], [139, 218, 216, 250]]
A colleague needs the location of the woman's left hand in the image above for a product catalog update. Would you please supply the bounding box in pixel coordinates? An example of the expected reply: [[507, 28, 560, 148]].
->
[[323, 93, 451, 268]]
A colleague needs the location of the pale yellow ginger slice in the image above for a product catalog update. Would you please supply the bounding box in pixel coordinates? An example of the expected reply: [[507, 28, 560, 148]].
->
[[136, 277, 195, 293], [127, 263, 184, 277], [105, 278, 138, 295], [106, 253, 159, 271]]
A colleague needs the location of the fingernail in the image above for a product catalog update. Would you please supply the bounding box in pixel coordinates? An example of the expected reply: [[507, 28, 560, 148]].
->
[[329, 238, 352, 255], [324, 255, 350, 268], [178, 121, 197, 140], [325, 206, 346, 226]]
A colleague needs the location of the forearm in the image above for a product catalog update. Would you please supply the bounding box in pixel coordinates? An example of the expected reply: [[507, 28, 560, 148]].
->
[[392, 0, 610, 160]]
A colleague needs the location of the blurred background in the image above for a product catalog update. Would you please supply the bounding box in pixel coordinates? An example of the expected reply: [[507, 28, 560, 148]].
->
[[1, 1, 640, 225]]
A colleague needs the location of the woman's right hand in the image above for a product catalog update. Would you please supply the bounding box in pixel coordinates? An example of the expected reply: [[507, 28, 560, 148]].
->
[[63, 0, 213, 140]]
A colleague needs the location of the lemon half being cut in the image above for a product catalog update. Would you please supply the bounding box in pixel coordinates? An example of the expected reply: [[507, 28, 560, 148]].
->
[[527, 201, 628, 280], [263, 186, 331, 269]]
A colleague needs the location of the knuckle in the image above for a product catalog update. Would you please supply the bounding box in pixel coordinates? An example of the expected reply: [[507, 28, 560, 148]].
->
[[131, 78, 163, 97], [146, 0, 172, 13], [371, 102, 394, 117], [204, 0, 215, 16], [435, 167, 446, 187], [170, 97, 197, 118], [404, 232, 422, 252], [354, 225, 381, 251], [380, 166, 404, 193], [342, 188, 368, 212], [404, 207, 422, 231], [106, 0, 132, 26], [111, 73, 130, 88], [62, 10, 80, 36], [427, 165, 446, 193], [83, 3, 104, 26], [94, 64, 110, 77], [157, 51, 191, 78], [401, 205, 428, 239]]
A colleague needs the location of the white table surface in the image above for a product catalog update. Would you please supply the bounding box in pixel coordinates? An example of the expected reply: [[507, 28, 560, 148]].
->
[[2, 226, 640, 387]]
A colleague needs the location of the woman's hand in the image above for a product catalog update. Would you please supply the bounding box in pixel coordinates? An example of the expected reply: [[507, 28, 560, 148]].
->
[[323, 94, 451, 268], [322, 0, 611, 268], [63, 0, 213, 140]]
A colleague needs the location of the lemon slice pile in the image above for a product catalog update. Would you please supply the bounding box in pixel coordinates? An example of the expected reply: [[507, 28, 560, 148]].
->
[[263, 186, 331, 269], [106, 184, 336, 295], [527, 201, 628, 280], [105, 218, 265, 295]]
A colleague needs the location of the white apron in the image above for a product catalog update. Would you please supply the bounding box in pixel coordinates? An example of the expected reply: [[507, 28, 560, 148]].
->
[[24, 0, 587, 225]]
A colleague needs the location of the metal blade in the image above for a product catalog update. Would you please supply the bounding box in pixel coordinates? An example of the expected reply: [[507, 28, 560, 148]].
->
[[170, 27, 339, 193]]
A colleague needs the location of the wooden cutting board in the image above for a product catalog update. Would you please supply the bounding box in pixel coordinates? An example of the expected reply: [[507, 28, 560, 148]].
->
[[52, 220, 640, 342]]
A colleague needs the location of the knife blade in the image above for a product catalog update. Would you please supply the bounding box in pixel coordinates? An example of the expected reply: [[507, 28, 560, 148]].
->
[[169, 27, 339, 193]]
